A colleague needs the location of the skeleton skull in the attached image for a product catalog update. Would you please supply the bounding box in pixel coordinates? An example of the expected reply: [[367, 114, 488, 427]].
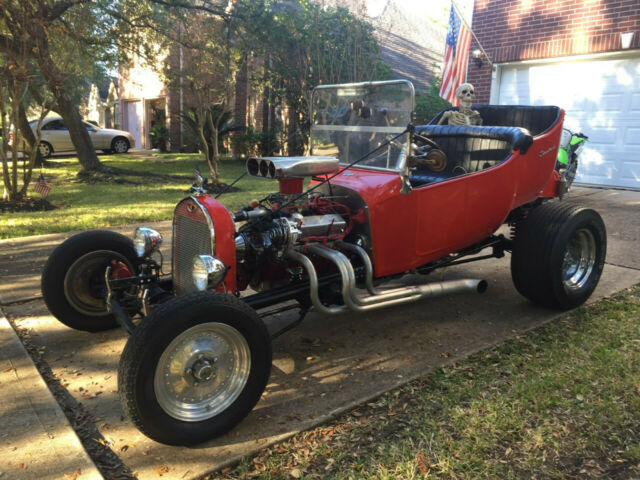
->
[[456, 83, 475, 109]]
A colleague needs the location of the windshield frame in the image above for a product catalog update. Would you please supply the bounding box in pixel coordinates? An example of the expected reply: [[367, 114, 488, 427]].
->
[[310, 80, 415, 173]]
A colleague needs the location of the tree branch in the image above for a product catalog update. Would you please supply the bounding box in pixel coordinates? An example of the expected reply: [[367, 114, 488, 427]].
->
[[148, 0, 234, 20], [44, 0, 92, 22]]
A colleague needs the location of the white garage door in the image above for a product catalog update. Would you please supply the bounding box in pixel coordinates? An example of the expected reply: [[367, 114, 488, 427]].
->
[[497, 55, 640, 189]]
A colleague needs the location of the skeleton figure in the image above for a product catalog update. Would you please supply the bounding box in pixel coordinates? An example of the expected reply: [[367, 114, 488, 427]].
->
[[438, 83, 483, 126]]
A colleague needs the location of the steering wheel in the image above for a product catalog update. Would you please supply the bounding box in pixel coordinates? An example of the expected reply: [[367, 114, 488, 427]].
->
[[413, 132, 442, 151], [410, 133, 447, 173]]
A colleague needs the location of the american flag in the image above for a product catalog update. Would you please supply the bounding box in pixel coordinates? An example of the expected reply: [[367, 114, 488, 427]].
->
[[33, 174, 50, 198], [194, 164, 201, 177], [439, 4, 472, 106]]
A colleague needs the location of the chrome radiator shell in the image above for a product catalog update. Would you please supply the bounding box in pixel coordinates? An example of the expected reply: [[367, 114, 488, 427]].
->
[[172, 197, 215, 295]]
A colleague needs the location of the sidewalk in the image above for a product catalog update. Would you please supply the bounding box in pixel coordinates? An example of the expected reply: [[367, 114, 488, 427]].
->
[[0, 309, 102, 479]]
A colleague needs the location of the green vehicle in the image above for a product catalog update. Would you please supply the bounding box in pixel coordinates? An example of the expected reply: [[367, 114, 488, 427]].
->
[[556, 128, 588, 195]]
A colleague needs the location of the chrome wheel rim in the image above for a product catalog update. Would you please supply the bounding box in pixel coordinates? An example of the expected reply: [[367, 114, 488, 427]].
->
[[113, 139, 128, 153], [64, 250, 133, 316], [562, 228, 596, 291], [39, 142, 51, 156], [154, 322, 251, 422]]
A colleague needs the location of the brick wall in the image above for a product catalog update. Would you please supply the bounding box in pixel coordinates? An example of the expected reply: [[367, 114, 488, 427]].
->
[[468, 0, 640, 103]]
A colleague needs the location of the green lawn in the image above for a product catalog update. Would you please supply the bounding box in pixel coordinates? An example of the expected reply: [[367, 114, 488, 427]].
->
[[220, 286, 640, 479], [0, 153, 274, 239]]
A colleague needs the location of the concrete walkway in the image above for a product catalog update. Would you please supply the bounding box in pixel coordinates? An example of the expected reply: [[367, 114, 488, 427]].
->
[[0, 310, 102, 479], [0, 186, 639, 479]]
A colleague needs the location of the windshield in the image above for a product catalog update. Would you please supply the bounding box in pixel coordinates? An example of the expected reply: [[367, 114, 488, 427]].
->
[[310, 80, 414, 171]]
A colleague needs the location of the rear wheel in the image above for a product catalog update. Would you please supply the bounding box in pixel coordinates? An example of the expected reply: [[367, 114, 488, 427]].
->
[[118, 292, 271, 446], [41, 230, 137, 331], [511, 202, 606, 309], [38, 141, 53, 158]]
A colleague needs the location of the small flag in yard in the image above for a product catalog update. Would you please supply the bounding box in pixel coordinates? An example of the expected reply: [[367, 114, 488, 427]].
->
[[33, 173, 50, 198], [195, 164, 201, 178], [440, 4, 472, 106]]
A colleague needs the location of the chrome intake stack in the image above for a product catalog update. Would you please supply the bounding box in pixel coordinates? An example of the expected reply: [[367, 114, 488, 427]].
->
[[246, 156, 340, 195]]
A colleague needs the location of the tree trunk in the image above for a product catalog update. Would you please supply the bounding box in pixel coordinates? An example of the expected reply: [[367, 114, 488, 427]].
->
[[197, 120, 213, 181], [206, 110, 219, 182], [55, 92, 103, 172], [30, 22, 103, 172], [17, 104, 45, 168], [287, 106, 304, 156]]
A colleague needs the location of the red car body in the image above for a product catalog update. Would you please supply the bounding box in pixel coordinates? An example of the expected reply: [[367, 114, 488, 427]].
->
[[43, 81, 607, 447]]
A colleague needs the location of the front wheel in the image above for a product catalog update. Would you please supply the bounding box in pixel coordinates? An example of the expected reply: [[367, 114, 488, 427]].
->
[[511, 202, 606, 309], [118, 292, 272, 446], [111, 137, 130, 154], [41, 230, 137, 331]]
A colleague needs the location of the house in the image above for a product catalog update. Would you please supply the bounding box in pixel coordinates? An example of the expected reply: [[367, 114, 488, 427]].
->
[[319, 0, 473, 91], [467, 0, 640, 189], [118, 52, 170, 150], [85, 78, 120, 130]]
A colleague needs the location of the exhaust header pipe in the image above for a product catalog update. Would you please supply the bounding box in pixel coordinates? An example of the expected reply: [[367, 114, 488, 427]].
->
[[286, 244, 487, 315]]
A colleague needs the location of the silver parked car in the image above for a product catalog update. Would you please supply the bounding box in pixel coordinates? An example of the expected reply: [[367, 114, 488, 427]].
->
[[29, 116, 136, 157]]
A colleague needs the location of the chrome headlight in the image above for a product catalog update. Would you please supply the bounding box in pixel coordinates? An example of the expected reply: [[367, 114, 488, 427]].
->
[[133, 227, 163, 258], [192, 255, 227, 291]]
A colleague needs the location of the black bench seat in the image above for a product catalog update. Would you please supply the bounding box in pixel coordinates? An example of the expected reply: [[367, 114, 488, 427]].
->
[[429, 105, 561, 136], [409, 125, 533, 188]]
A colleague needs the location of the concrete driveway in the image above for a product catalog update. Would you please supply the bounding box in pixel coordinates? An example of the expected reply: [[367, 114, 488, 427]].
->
[[1, 187, 639, 479]]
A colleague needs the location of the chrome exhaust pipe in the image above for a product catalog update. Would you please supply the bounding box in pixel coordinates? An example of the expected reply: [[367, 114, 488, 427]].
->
[[335, 240, 379, 295], [307, 244, 420, 311], [333, 241, 487, 301], [285, 249, 348, 315], [302, 244, 487, 313]]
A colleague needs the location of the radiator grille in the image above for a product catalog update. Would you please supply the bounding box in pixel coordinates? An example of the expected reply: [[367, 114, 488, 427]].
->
[[172, 198, 214, 295]]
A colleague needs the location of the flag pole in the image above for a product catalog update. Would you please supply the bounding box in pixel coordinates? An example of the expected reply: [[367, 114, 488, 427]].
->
[[451, 0, 493, 66]]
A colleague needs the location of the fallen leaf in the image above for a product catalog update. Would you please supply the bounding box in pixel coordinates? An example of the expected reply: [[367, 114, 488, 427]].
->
[[290, 468, 301, 478], [415, 453, 429, 475], [156, 465, 169, 475]]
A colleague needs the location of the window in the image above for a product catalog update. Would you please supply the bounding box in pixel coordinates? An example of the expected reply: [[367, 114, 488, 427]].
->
[[43, 120, 68, 131]]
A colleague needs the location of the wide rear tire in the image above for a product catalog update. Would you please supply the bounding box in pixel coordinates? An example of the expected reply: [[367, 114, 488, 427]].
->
[[511, 202, 606, 309], [41, 230, 137, 331], [118, 292, 272, 446]]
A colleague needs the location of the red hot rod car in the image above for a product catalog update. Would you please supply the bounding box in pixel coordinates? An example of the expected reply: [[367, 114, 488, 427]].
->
[[41, 80, 606, 445]]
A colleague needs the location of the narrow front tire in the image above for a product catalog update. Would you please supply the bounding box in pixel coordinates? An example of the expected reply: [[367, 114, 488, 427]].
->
[[118, 292, 271, 446], [41, 230, 137, 331]]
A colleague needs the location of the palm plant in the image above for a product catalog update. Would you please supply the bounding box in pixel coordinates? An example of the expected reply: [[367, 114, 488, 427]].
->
[[179, 104, 240, 182]]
